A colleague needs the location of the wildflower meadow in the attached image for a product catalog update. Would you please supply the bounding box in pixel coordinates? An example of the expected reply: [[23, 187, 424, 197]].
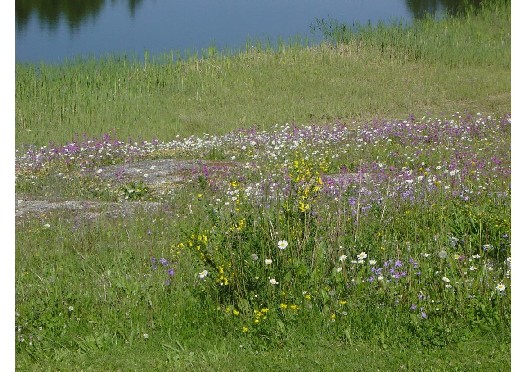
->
[[16, 113, 511, 369], [15, 1, 511, 368]]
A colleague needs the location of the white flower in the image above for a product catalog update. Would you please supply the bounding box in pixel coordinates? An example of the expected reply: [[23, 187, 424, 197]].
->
[[68, 306, 74, 312], [442, 276, 450, 283], [269, 278, 279, 285], [369, 259, 377, 265], [357, 252, 367, 260], [198, 270, 209, 279], [377, 276, 384, 281], [336, 267, 343, 273], [264, 258, 273, 265], [496, 283, 506, 292], [438, 250, 448, 259], [278, 240, 288, 250], [339, 254, 348, 262], [43, 223, 51, 228], [143, 333, 149, 339], [250, 254, 259, 261]]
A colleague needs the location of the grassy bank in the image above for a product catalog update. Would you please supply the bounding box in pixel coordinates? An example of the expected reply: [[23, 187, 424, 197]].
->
[[15, 0, 510, 147], [15, 2, 511, 370]]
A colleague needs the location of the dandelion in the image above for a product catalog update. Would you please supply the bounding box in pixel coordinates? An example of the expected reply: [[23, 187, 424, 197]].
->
[[496, 283, 506, 292], [250, 254, 259, 261], [198, 270, 208, 279], [269, 278, 279, 285], [278, 240, 288, 250], [357, 252, 367, 260]]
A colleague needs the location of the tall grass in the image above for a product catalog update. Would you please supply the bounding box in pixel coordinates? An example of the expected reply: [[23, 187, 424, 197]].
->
[[15, 2, 511, 369], [313, 0, 510, 68], [15, 0, 510, 147]]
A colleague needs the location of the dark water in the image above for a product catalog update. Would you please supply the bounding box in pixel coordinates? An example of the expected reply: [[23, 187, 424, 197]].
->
[[15, 0, 481, 64]]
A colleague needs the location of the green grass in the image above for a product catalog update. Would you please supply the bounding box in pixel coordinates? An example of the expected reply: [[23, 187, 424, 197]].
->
[[15, 0, 510, 147], [15, 1, 511, 370]]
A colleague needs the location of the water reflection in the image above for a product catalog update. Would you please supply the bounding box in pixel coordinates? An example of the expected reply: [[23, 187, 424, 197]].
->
[[406, 0, 483, 18], [16, 0, 483, 33], [16, 0, 144, 32]]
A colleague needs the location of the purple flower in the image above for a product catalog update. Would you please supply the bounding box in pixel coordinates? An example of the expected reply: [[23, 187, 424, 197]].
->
[[159, 258, 169, 266], [410, 304, 417, 311], [420, 311, 427, 319], [168, 268, 175, 277]]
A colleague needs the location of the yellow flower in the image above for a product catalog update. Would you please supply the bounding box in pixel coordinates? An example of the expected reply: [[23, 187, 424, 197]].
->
[[330, 313, 336, 321], [233, 309, 240, 316], [261, 308, 269, 314], [338, 300, 347, 305], [280, 303, 288, 310], [304, 294, 312, 301], [242, 326, 249, 333], [289, 304, 299, 311], [298, 201, 310, 212]]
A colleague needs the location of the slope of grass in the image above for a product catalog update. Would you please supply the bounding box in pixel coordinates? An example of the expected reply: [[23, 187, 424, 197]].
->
[[15, 0, 510, 147]]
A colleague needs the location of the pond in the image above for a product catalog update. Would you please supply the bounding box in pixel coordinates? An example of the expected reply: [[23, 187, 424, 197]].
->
[[15, 0, 481, 64]]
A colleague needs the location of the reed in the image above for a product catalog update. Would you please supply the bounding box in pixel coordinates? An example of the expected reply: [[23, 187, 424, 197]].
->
[[15, 0, 510, 147]]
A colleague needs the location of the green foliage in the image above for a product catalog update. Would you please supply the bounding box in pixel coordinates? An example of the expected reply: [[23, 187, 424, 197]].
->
[[15, 6, 511, 369], [15, 1, 510, 147], [314, 0, 510, 68], [120, 180, 151, 200]]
